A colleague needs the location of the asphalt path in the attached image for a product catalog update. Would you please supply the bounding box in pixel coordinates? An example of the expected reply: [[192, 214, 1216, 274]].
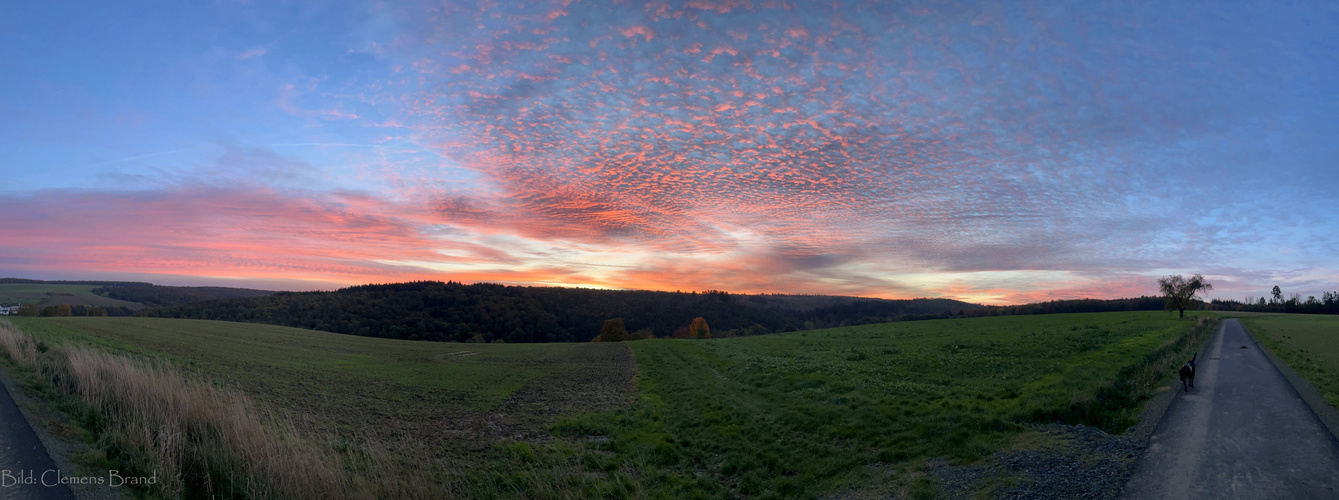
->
[[1121, 319, 1339, 499], [0, 372, 73, 500]]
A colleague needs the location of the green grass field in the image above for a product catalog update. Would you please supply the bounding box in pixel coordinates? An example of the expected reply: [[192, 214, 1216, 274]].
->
[[534, 311, 1210, 498], [0, 283, 101, 304], [10, 316, 583, 408], [4, 311, 1211, 498], [1240, 314, 1339, 408], [6, 317, 633, 447]]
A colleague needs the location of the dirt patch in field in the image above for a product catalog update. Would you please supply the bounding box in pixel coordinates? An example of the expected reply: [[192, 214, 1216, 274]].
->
[[426, 342, 637, 449], [489, 342, 637, 439], [290, 342, 637, 460]]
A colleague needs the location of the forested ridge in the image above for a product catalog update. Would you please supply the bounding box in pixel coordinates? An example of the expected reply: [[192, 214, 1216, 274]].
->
[[12, 277, 1220, 344], [141, 281, 983, 343]]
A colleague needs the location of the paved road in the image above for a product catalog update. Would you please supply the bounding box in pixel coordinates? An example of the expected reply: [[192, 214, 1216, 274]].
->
[[0, 374, 73, 500], [1121, 319, 1339, 499]]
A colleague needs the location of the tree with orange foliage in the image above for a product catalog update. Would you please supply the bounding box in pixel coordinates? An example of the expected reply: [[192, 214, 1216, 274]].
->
[[690, 317, 710, 339]]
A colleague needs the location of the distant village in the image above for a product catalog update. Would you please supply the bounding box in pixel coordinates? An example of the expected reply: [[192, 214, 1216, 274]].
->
[[0, 304, 23, 315]]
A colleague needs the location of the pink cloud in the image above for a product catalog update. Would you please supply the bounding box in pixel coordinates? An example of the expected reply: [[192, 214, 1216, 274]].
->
[[237, 47, 267, 60], [619, 25, 655, 41], [0, 187, 446, 284], [274, 84, 359, 120]]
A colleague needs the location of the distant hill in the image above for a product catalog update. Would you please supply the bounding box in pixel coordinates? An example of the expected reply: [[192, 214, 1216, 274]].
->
[[142, 281, 985, 343], [0, 282, 109, 305], [0, 278, 273, 310], [38, 292, 145, 310], [0, 278, 155, 287], [90, 283, 274, 307]]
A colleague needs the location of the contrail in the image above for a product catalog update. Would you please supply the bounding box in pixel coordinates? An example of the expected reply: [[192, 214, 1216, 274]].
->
[[82, 142, 433, 170], [85, 148, 196, 168], [264, 142, 428, 153]]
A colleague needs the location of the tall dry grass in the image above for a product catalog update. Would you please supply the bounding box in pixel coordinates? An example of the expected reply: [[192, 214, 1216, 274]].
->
[[0, 320, 348, 499]]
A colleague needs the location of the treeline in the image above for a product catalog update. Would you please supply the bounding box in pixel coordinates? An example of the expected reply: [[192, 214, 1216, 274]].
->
[[17, 277, 1239, 343], [967, 296, 1167, 317], [9, 303, 137, 317], [138, 281, 1205, 344], [141, 281, 984, 343], [1210, 288, 1339, 315]]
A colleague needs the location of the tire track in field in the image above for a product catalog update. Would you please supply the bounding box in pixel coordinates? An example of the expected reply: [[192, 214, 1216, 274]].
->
[[488, 342, 636, 441]]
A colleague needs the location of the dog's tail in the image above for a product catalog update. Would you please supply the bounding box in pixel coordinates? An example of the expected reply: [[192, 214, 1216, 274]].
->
[[1192, 352, 1197, 363]]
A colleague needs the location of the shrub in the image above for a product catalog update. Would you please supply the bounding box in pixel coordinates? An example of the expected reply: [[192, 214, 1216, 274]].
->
[[600, 319, 628, 342], [42, 304, 74, 317], [671, 326, 692, 339]]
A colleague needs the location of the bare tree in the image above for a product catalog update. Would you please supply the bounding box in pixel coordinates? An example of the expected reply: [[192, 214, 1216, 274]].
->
[[1158, 274, 1214, 318]]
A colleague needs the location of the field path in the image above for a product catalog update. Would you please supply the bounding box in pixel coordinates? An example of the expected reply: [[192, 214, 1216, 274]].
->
[[0, 373, 74, 500], [1121, 319, 1339, 498]]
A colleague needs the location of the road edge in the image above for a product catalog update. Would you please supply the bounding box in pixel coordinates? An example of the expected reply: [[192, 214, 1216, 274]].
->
[[0, 364, 76, 499], [1238, 320, 1339, 444], [0, 363, 123, 500]]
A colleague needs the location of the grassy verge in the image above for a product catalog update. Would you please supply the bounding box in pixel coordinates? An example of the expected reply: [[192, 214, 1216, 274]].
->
[[1240, 314, 1339, 408], [0, 319, 346, 499], [1017, 315, 1218, 430]]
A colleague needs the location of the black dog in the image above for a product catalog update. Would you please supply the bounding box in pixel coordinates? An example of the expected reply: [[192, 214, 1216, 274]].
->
[[1179, 353, 1197, 392]]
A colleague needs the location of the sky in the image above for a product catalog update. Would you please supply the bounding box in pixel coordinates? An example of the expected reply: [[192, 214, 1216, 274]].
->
[[1, 0, 1336, 305]]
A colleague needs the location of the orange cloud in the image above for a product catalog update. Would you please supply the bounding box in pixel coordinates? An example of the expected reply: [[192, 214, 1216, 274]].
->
[[0, 187, 445, 285]]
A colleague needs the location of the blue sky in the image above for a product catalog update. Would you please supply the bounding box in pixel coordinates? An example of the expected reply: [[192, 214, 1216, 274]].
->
[[1, 0, 1336, 304]]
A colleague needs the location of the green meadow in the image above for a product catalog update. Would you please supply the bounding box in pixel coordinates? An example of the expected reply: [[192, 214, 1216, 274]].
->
[[1, 311, 1213, 498], [1241, 314, 1339, 408], [0, 283, 102, 304], [6, 317, 631, 444], [0, 283, 144, 310], [541, 311, 1213, 498]]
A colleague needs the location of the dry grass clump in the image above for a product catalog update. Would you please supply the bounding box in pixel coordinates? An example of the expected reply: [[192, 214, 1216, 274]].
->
[[0, 320, 348, 499]]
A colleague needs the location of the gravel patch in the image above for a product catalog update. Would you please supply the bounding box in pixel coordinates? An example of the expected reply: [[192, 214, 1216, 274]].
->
[[931, 423, 1143, 499]]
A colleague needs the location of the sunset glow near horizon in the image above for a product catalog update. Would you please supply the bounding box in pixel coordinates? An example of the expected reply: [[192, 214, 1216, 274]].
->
[[2, 1, 1337, 305]]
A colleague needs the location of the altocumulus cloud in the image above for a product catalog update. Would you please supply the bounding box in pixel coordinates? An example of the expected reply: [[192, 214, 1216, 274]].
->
[[2, 0, 1337, 302]]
